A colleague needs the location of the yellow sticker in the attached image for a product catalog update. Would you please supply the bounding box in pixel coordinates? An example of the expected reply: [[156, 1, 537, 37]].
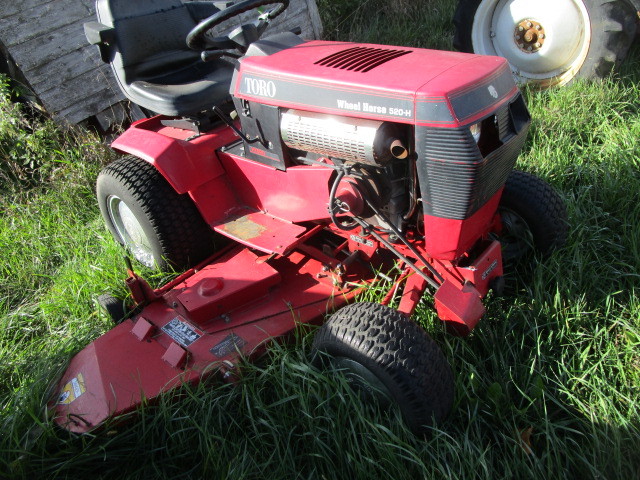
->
[[56, 373, 86, 405]]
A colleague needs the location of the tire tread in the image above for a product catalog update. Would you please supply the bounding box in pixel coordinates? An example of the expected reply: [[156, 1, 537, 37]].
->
[[97, 156, 215, 270], [312, 302, 454, 434]]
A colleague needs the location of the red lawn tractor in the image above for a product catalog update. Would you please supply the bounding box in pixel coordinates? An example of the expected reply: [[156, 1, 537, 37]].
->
[[52, 0, 567, 435]]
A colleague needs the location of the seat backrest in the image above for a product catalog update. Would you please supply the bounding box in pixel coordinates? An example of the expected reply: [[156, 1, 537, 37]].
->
[[96, 0, 200, 80]]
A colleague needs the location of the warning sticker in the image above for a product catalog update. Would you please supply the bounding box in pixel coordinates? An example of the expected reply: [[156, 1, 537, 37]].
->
[[57, 373, 86, 405], [162, 317, 202, 347], [210, 334, 247, 358]]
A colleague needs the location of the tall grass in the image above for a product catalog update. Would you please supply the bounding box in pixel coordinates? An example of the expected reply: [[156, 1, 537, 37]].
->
[[1, 1, 639, 478]]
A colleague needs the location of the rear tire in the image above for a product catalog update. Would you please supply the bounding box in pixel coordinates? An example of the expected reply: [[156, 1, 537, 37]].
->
[[311, 302, 454, 435], [498, 170, 568, 262], [97, 156, 215, 271], [453, 0, 637, 87]]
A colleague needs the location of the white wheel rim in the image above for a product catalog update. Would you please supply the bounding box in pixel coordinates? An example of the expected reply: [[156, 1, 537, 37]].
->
[[471, 0, 592, 86], [107, 195, 155, 268]]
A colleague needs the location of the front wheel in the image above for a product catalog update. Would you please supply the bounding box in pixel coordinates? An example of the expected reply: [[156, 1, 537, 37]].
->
[[453, 0, 637, 87], [311, 302, 454, 435], [498, 170, 568, 262], [97, 156, 216, 271]]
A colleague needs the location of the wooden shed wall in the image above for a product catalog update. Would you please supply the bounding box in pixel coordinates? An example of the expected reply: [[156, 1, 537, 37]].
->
[[0, 0, 323, 124]]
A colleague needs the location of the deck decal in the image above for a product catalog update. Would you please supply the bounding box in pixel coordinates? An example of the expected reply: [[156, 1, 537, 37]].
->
[[57, 373, 86, 405], [210, 334, 247, 358], [162, 317, 202, 348]]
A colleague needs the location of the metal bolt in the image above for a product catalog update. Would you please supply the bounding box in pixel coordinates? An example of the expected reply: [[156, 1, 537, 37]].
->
[[518, 43, 524, 48], [536, 24, 542, 30], [527, 46, 532, 51], [518, 26, 524, 32], [534, 42, 541, 48], [539, 34, 545, 39], [516, 35, 521, 40], [526, 21, 532, 28]]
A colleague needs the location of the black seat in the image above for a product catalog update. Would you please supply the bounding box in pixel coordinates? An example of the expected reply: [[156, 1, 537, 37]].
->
[[86, 0, 234, 116]]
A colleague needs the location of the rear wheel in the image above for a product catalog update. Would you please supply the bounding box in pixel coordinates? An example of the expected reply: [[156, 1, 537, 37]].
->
[[453, 0, 637, 87], [498, 170, 568, 262], [97, 156, 216, 271], [311, 302, 454, 435]]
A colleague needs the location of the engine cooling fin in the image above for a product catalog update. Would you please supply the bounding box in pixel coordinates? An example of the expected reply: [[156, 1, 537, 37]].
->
[[314, 46, 412, 73]]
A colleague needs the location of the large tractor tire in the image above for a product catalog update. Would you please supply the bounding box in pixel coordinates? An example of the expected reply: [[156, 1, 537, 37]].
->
[[454, 0, 638, 87], [311, 302, 454, 435], [97, 156, 216, 271]]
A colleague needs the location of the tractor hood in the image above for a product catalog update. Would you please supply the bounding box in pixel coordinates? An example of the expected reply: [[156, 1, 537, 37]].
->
[[233, 40, 519, 127]]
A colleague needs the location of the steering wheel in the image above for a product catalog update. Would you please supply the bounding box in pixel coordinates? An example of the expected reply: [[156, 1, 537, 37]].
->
[[186, 0, 289, 52]]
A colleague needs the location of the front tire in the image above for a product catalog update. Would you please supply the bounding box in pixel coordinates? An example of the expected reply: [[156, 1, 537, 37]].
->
[[97, 156, 215, 271], [498, 170, 568, 262], [453, 0, 637, 87], [311, 302, 454, 435]]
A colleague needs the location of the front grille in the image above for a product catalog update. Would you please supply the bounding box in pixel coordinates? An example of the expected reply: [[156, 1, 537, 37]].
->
[[417, 97, 531, 220], [314, 46, 412, 73]]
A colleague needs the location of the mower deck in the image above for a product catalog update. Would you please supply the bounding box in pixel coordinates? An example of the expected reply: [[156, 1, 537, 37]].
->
[[53, 244, 373, 433]]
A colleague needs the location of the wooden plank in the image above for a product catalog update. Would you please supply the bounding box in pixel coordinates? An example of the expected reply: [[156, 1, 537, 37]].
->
[[0, 0, 57, 19], [266, 10, 315, 37], [10, 14, 95, 72], [0, 0, 92, 48], [304, 0, 323, 39], [27, 46, 99, 92], [53, 89, 126, 124], [38, 63, 123, 114]]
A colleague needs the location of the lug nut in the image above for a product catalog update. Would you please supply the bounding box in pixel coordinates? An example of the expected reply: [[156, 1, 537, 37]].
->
[[534, 42, 541, 48], [539, 34, 545, 39], [526, 21, 532, 28]]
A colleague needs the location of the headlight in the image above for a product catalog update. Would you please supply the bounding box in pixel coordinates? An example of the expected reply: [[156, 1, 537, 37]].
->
[[469, 122, 481, 143]]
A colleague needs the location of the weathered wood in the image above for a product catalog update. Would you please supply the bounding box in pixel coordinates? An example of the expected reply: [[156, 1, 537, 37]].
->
[[0, 0, 93, 48], [0, 0, 58, 20], [10, 14, 95, 72], [304, 0, 323, 39], [0, 0, 323, 124]]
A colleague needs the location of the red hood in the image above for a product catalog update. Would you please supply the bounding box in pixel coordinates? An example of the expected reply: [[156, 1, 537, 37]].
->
[[234, 40, 518, 126]]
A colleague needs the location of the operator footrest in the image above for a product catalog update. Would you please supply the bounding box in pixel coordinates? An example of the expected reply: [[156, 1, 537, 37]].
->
[[211, 207, 307, 255]]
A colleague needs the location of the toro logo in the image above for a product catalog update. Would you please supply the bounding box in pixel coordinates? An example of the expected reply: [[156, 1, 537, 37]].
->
[[244, 77, 277, 98]]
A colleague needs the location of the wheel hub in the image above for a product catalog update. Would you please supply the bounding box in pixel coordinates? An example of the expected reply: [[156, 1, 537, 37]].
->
[[514, 19, 545, 53], [107, 195, 155, 268]]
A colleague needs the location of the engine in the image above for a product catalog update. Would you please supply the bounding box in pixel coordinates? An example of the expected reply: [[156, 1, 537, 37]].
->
[[280, 109, 414, 233]]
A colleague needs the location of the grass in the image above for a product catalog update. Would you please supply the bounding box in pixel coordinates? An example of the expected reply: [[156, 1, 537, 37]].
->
[[1, 0, 639, 478]]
